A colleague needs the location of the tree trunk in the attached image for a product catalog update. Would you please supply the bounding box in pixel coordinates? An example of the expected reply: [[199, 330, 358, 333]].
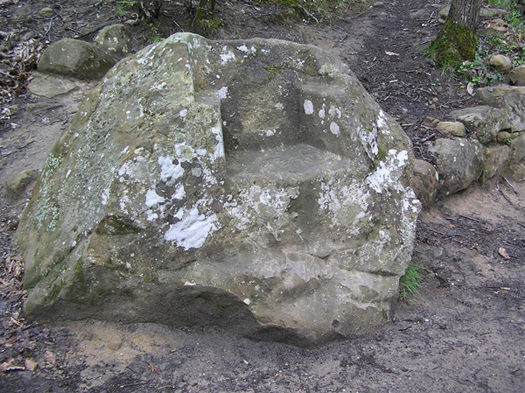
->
[[449, 0, 482, 28], [430, 0, 483, 67]]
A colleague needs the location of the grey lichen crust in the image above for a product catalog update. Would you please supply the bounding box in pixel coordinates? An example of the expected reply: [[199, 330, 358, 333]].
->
[[17, 33, 420, 346]]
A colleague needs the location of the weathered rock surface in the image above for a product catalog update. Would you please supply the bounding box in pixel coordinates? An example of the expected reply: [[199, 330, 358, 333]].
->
[[411, 159, 439, 208], [483, 145, 511, 179], [38, 39, 116, 80], [430, 138, 484, 195], [17, 33, 420, 346], [475, 85, 525, 133], [509, 133, 525, 177], [94, 24, 132, 59], [449, 105, 506, 145]]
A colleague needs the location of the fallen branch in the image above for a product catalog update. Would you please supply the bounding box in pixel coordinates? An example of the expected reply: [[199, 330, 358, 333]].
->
[[496, 179, 513, 205], [295, 4, 319, 23], [420, 133, 436, 143], [501, 176, 518, 195]]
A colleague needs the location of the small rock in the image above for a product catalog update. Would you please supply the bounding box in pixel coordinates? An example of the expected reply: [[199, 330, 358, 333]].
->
[[372, 2, 385, 7], [429, 138, 485, 196], [24, 359, 38, 372], [429, 104, 436, 110], [28, 72, 80, 98], [411, 159, 439, 207], [438, 5, 450, 22], [436, 121, 466, 137], [107, 338, 123, 351], [489, 55, 512, 72], [6, 169, 39, 200], [485, 18, 508, 33], [432, 97, 439, 103], [94, 24, 132, 60], [480, 7, 509, 18], [38, 39, 116, 80], [497, 131, 512, 143], [38, 7, 55, 18], [510, 65, 525, 86], [423, 116, 439, 127]]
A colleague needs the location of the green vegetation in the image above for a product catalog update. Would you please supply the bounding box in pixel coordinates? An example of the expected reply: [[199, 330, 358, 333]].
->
[[399, 263, 425, 302], [114, 0, 136, 18], [457, 52, 503, 87], [429, 0, 525, 88], [195, 10, 224, 32]]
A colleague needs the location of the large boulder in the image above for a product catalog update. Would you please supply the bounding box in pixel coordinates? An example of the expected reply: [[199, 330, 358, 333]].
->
[[38, 39, 116, 80], [17, 33, 420, 346]]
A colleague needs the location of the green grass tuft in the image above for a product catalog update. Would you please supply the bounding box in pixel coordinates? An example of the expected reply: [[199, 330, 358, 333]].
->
[[399, 263, 426, 302]]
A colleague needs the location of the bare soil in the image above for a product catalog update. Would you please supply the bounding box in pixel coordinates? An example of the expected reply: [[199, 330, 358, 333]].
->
[[1, 0, 525, 392]]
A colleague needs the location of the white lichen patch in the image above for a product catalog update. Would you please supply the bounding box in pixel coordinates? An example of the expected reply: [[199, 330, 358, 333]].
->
[[145, 208, 158, 221], [172, 184, 186, 200], [328, 106, 342, 119], [304, 100, 314, 115], [377, 110, 389, 134], [145, 189, 165, 207], [211, 124, 225, 162], [164, 207, 218, 250], [237, 45, 256, 56], [158, 156, 184, 184], [358, 125, 379, 158], [220, 47, 236, 65], [366, 149, 409, 194], [330, 122, 340, 136], [218, 86, 229, 99], [101, 187, 110, 206]]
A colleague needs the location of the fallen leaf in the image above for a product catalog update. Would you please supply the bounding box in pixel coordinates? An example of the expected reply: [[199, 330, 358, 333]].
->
[[498, 247, 510, 260], [25, 358, 38, 372], [44, 350, 56, 366], [466, 82, 475, 96]]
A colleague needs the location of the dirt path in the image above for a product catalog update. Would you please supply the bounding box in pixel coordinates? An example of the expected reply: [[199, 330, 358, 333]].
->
[[1, 0, 525, 392]]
